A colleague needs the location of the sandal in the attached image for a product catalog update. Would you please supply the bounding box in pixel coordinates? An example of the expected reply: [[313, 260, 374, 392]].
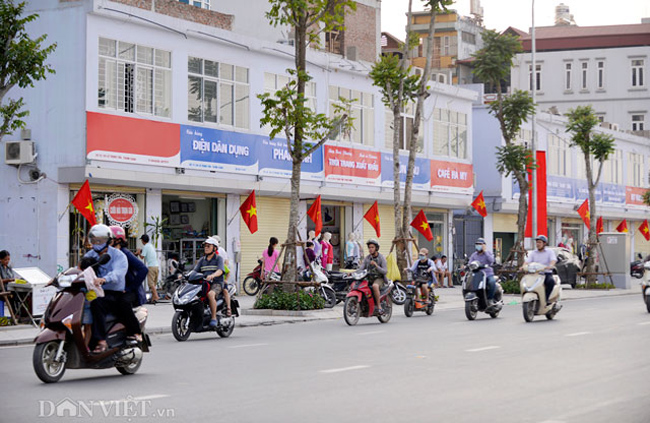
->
[[226, 309, 232, 317], [127, 334, 143, 343], [92, 342, 108, 354]]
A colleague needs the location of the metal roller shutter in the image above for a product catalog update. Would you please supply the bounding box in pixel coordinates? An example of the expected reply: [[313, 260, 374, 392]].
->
[[363, 203, 396, 253]]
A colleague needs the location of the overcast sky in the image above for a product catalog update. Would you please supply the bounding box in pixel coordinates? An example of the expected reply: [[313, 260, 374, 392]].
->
[[381, 0, 650, 40]]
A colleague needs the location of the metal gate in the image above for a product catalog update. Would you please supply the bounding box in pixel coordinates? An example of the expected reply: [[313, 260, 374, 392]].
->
[[453, 212, 483, 261]]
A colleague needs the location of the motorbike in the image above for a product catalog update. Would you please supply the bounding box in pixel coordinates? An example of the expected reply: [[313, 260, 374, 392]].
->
[[301, 261, 337, 308], [520, 263, 563, 322], [640, 260, 650, 313], [33, 255, 151, 383], [326, 269, 354, 304], [343, 269, 394, 326], [242, 259, 263, 296], [403, 272, 435, 317], [390, 281, 407, 306], [631, 253, 644, 279], [171, 271, 239, 341], [162, 268, 186, 299], [461, 261, 504, 320]]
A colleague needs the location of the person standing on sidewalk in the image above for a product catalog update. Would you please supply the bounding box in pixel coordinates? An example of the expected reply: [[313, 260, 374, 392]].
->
[[138, 234, 160, 304]]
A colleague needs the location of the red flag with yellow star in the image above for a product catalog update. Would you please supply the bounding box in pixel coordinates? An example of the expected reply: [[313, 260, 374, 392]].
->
[[71, 180, 97, 226], [239, 191, 258, 234], [363, 201, 381, 237], [307, 195, 322, 237], [597, 216, 604, 234], [639, 220, 650, 241], [616, 219, 628, 233], [576, 198, 590, 229], [471, 191, 487, 217], [410, 209, 433, 242]]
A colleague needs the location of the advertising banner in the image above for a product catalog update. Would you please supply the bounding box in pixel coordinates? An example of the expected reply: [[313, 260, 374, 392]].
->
[[600, 182, 625, 204], [626, 186, 646, 206], [380, 153, 430, 190], [258, 137, 323, 180], [430, 160, 473, 193], [324, 145, 381, 186], [180, 125, 258, 174], [547, 176, 574, 199]]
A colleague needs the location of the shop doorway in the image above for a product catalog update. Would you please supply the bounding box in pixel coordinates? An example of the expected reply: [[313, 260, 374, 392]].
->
[[306, 203, 344, 269], [416, 212, 446, 260]]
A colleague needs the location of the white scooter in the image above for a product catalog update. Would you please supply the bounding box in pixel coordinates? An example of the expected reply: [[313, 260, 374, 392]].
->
[[641, 261, 650, 313], [520, 263, 562, 322]]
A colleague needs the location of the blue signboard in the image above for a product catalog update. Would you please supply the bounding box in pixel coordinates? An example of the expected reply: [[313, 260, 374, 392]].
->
[[258, 137, 323, 180], [547, 176, 574, 199], [600, 182, 625, 204], [380, 153, 431, 190], [180, 125, 258, 173]]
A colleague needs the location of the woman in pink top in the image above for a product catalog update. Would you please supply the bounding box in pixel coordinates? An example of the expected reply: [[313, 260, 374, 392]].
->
[[262, 237, 280, 278]]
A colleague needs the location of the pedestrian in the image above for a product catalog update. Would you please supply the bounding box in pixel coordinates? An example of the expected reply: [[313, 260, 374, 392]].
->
[[0, 250, 15, 318], [137, 234, 160, 303], [438, 255, 453, 288], [262, 237, 280, 278], [432, 255, 443, 288], [321, 232, 334, 271]]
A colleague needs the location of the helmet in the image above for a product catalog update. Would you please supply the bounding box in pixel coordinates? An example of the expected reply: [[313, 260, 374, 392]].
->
[[366, 239, 380, 250], [203, 238, 219, 248], [88, 224, 112, 251], [211, 235, 222, 247], [109, 225, 126, 241], [535, 234, 548, 244], [475, 237, 486, 244]]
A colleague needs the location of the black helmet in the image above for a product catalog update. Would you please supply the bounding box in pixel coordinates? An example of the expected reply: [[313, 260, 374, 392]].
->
[[366, 239, 380, 250]]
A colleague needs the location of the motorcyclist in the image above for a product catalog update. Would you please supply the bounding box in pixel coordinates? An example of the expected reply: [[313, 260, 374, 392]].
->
[[84, 224, 142, 353], [109, 226, 148, 307], [359, 239, 388, 315], [523, 234, 557, 302], [192, 237, 231, 327], [409, 248, 436, 304], [468, 238, 498, 304]]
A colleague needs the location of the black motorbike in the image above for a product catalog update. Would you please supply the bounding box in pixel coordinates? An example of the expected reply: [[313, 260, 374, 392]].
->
[[631, 253, 645, 279], [403, 270, 435, 317], [461, 261, 503, 320], [171, 271, 239, 341]]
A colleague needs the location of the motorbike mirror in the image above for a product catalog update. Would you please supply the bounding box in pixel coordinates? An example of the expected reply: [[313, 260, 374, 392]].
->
[[638, 253, 643, 260], [94, 254, 111, 267]]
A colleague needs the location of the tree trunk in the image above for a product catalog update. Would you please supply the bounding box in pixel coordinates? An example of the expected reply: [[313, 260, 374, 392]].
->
[[514, 171, 529, 266], [585, 150, 598, 284]]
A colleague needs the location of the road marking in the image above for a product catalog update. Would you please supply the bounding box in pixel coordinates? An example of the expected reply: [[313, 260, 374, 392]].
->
[[319, 365, 370, 374], [638, 321, 650, 326], [466, 346, 500, 352], [228, 343, 269, 349], [359, 331, 385, 335], [565, 331, 591, 337]]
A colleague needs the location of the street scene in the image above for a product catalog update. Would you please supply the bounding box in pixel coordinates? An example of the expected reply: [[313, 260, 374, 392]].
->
[[1, 0, 650, 421]]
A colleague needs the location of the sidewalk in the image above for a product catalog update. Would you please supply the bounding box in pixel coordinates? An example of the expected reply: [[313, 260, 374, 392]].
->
[[0, 286, 638, 346]]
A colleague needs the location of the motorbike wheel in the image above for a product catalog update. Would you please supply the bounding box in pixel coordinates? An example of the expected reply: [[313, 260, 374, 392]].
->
[[425, 298, 435, 316], [464, 300, 477, 321], [523, 301, 536, 322], [545, 310, 555, 320], [217, 317, 235, 338], [391, 284, 406, 305], [377, 298, 392, 323], [489, 310, 500, 319], [242, 277, 260, 296], [320, 286, 337, 309], [116, 354, 143, 375], [343, 297, 361, 326], [646, 296, 650, 313], [33, 341, 66, 383], [404, 298, 414, 317], [172, 311, 192, 341]]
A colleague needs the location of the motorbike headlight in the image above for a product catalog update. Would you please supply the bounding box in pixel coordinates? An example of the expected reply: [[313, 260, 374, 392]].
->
[[643, 262, 650, 270]]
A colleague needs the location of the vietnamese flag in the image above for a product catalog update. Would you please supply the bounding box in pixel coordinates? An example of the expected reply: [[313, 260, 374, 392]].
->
[[71, 180, 97, 226], [597, 216, 604, 234], [471, 191, 487, 217], [307, 195, 322, 236], [639, 220, 650, 241], [411, 209, 433, 242], [239, 191, 258, 234], [616, 219, 628, 233], [576, 198, 590, 229], [363, 201, 381, 237]]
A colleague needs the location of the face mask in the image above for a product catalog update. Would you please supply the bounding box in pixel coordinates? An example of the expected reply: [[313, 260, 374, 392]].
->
[[418, 255, 426, 261], [93, 242, 107, 253], [475, 244, 483, 252]]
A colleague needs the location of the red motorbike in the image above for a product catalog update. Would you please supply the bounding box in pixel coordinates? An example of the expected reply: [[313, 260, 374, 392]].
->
[[242, 259, 263, 296], [343, 269, 393, 326]]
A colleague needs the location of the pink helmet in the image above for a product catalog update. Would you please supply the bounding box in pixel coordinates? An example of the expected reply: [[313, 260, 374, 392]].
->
[[109, 225, 126, 241]]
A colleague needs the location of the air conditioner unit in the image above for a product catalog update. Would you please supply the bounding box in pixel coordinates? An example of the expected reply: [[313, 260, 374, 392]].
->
[[5, 140, 36, 165]]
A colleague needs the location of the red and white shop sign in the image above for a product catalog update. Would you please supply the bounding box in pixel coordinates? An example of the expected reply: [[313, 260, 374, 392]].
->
[[626, 186, 646, 207], [106, 196, 137, 224], [324, 145, 381, 186], [430, 160, 473, 193]]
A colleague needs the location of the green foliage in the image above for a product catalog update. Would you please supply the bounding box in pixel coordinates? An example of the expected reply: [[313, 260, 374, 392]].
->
[[575, 282, 615, 290], [495, 143, 534, 178], [643, 190, 650, 207], [144, 215, 168, 247], [488, 90, 535, 142], [565, 105, 615, 162], [254, 288, 326, 310], [471, 29, 521, 88], [0, 1, 57, 139], [500, 279, 520, 294], [369, 54, 420, 108]]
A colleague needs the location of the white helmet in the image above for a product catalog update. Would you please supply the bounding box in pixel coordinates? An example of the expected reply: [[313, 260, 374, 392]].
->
[[88, 224, 112, 251], [211, 235, 222, 247], [203, 237, 219, 248]]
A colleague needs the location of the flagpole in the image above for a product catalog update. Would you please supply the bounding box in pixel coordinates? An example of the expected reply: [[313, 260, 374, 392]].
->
[[531, 0, 538, 240], [57, 202, 72, 222]]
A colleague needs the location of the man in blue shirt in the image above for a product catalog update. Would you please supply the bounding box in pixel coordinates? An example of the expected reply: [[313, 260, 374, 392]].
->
[[85, 224, 142, 353], [192, 237, 231, 327], [468, 238, 497, 304]]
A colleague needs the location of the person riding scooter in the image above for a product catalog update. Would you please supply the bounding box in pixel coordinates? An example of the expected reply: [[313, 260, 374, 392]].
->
[[359, 239, 388, 315], [468, 238, 498, 305], [522, 235, 557, 302], [109, 226, 148, 307], [84, 224, 142, 353], [409, 248, 436, 305], [192, 237, 231, 327]]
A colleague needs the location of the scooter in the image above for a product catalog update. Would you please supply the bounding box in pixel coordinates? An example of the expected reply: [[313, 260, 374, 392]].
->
[[33, 256, 151, 383], [640, 260, 650, 313], [326, 269, 354, 304], [403, 273, 435, 317], [343, 269, 394, 326], [461, 261, 503, 320], [171, 271, 239, 341], [390, 281, 408, 306], [520, 263, 563, 322], [242, 259, 263, 296], [631, 253, 644, 279]]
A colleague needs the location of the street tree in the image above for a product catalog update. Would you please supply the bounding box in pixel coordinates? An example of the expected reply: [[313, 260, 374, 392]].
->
[[259, 0, 354, 282], [370, 0, 451, 277], [0, 0, 56, 140], [472, 29, 535, 262], [565, 105, 615, 282]]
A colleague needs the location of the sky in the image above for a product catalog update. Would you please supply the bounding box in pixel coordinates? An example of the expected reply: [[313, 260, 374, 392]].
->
[[381, 0, 650, 40]]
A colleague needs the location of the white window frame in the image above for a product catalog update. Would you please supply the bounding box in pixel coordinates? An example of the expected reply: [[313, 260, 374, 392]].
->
[[580, 61, 588, 90], [564, 62, 572, 91], [329, 86, 374, 145], [632, 59, 645, 87], [187, 56, 250, 129], [603, 149, 623, 184], [528, 64, 542, 92], [178, 0, 210, 9], [548, 134, 571, 177], [384, 102, 423, 152], [433, 108, 467, 159], [597, 60, 605, 90], [263, 72, 316, 134], [627, 152, 644, 187], [632, 114, 645, 131], [98, 38, 172, 118]]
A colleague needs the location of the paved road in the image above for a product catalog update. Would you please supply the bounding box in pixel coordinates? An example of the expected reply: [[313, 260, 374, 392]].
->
[[1, 295, 648, 422]]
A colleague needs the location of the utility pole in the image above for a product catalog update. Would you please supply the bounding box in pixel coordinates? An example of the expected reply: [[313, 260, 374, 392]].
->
[[531, 0, 538, 241]]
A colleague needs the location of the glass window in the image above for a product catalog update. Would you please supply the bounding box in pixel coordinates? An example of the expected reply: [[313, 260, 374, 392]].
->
[[632, 59, 645, 87], [328, 85, 374, 145], [597, 61, 605, 89], [581, 61, 588, 90], [432, 108, 467, 159], [632, 114, 645, 131], [528, 64, 542, 91]]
